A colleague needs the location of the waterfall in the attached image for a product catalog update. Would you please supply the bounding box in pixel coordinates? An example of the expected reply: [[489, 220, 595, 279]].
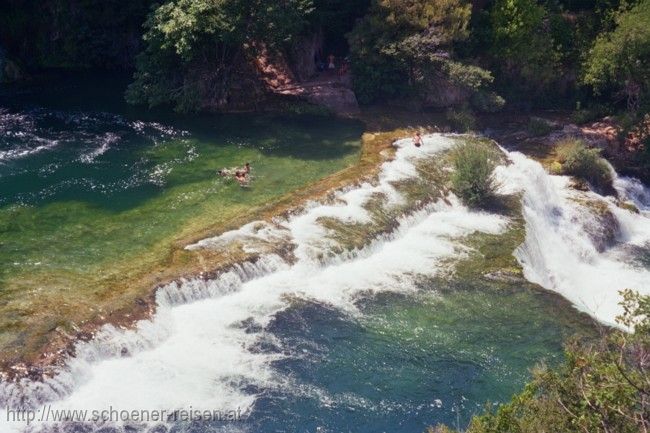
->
[[497, 151, 650, 327], [1, 134, 648, 432], [0, 135, 510, 432]]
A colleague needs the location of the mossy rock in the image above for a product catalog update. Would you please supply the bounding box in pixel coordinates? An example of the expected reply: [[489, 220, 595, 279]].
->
[[619, 200, 640, 214]]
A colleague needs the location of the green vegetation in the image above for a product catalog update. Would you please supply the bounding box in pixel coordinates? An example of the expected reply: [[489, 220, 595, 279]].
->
[[486, 0, 563, 103], [125, 0, 313, 111], [432, 290, 650, 433], [3, 0, 650, 117], [526, 118, 554, 137], [583, 0, 650, 112], [347, 0, 494, 106], [554, 138, 614, 193], [451, 140, 501, 208], [0, 0, 154, 69]]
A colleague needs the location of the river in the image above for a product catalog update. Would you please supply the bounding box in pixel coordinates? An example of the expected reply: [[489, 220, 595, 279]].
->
[[1, 76, 649, 433]]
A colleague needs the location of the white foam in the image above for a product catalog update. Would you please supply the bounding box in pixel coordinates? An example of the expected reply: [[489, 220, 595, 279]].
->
[[497, 151, 650, 326], [78, 133, 120, 164], [0, 134, 509, 432]]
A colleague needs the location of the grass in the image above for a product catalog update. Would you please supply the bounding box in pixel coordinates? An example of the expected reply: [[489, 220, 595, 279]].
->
[[450, 138, 502, 208], [554, 138, 614, 194]]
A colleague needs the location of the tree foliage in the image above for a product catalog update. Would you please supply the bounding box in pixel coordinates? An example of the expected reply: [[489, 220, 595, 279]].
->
[[486, 0, 565, 103], [347, 0, 494, 105], [583, 0, 650, 111], [0, 0, 154, 69], [126, 0, 314, 111]]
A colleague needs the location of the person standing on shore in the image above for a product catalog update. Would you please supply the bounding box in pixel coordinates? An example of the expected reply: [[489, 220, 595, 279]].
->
[[328, 54, 336, 71]]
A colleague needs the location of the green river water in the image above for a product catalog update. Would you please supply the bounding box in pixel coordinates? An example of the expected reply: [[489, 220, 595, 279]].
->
[[0, 74, 596, 433]]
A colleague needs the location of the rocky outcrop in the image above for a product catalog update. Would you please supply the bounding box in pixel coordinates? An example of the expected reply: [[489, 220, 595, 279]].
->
[[276, 81, 360, 115], [303, 84, 360, 115], [423, 78, 470, 108], [249, 43, 360, 116], [544, 118, 621, 152]]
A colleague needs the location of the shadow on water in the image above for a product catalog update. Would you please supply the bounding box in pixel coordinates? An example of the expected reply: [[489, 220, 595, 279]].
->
[[0, 71, 363, 213]]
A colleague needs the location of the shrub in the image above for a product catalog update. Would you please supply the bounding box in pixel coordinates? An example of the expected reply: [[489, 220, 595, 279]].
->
[[526, 117, 553, 137], [470, 91, 506, 113], [446, 108, 477, 132], [451, 141, 500, 208], [555, 138, 613, 193], [570, 104, 609, 125]]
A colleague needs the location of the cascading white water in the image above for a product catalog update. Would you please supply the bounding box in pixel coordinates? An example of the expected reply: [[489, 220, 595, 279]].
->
[[497, 151, 650, 327], [2, 134, 648, 432], [0, 135, 510, 432], [614, 175, 650, 212]]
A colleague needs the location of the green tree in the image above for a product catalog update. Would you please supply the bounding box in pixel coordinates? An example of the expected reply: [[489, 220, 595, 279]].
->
[[583, 0, 650, 111], [347, 0, 495, 105], [126, 0, 313, 111], [487, 0, 565, 103]]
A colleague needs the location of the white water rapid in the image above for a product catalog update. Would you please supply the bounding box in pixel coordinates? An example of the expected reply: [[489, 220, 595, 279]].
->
[[497, 150, 650, 327], [0, 135, 509, 432], [1, 134, 648, 433]]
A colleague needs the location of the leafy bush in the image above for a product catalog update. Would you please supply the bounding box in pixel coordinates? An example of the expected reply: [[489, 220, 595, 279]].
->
[[347, 0, 495, 105], [555, 138, 613, 193], [126, 0, 313, 111], [570, 104, 609, 125], [446, 108, 477, 132], [526, 117, 553, 137], [487, 0, 564, 103], [451, 141, 500, 208], [583, 0, 650, 111], [438, 290, 650, 433], [470, 91, 505, 113]]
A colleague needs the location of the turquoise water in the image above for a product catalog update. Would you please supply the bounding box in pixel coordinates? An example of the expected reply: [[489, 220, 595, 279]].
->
[[244, 282, 590, 432], [0, 75, 596, 433], [0, 73, 363, 354]]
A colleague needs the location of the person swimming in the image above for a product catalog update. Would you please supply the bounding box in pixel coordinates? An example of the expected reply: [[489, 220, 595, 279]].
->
[[220, 162, 251, 186]]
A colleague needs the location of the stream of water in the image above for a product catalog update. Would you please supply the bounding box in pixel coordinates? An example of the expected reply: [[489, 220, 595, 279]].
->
[[1, 78, 649, 433]]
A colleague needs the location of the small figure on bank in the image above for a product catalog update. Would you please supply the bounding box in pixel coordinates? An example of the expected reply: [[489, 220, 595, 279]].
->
[[413, 132, 423, 148], [328, 54, 336, 71]]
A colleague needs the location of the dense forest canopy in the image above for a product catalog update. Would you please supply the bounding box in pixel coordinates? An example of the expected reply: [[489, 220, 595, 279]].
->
[[2, 0, 649, 114]]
